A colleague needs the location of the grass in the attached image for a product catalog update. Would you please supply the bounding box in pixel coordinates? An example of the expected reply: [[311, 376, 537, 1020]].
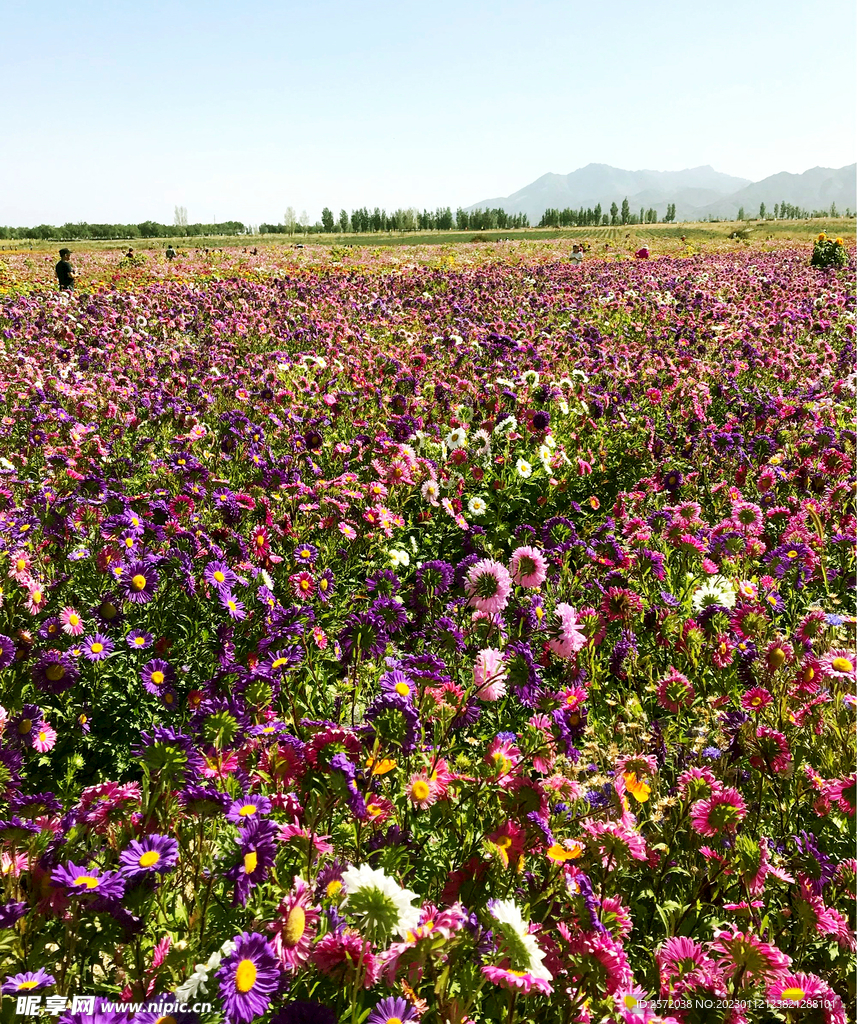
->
[[1, 218, 853, 257]]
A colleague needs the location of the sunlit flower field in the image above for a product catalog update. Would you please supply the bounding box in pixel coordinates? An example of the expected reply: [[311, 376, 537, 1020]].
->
[[0, 239, 854, 1024]]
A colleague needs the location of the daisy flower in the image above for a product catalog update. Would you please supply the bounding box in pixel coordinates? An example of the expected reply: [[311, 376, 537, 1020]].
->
[[340, 863, 421, 944], [270, 878, 320, 970], [367, 996, 417, 1024], [819, 649, 856, 682], [82, 633, 114, 662], [690, 787, 747, 837], [516, 458, 533, 479], [465, 558, 512, 614], [467, 496, 487, 517], [473, 648, 507, 701], [119, 834, 179, 881]]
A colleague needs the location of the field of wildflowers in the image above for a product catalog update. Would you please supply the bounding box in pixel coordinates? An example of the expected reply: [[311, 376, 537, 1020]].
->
[[0, 238, 853, 1024]]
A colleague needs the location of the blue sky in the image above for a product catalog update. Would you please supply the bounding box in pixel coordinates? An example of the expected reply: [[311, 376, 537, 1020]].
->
[[4, 0, 854, 225]]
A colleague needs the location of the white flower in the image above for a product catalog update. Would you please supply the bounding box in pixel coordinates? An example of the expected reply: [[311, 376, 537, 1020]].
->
[[122, 326, 133, 338], [468, 496, 488, 517], [454, 404, 474, 422], [516, 458, 533, 479], [473, 429, 491, 457], [488, 899, 552, 981], [258, 569, 274, 589], [341, 863, 421, 941], [446, 426, 468, 448], [558, 399, 570, 415], [520, 369, 540, 387], [691, 576, 736, 612], [493, 415, 517, 437], [421, 479, 440, 504], [496, 377, 515, 388], [409, 535, 419, 553], [136, 315, 147, 327], [388, 548, 410, 568]]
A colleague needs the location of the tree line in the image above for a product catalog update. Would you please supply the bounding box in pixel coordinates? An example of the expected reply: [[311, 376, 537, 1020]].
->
[[737, 201, 848, 221], [260, 205, 530, 235], [0, 220, 247, 241], [538, 199, 678, 228]]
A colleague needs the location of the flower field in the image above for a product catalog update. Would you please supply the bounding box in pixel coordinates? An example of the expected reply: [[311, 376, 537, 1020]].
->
[[0, 239, 854, 1024]]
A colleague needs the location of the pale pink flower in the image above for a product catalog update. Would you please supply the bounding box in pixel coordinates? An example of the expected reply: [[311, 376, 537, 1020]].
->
[[547, 602, 586, 659], [473, 648, 508, 701], [465, 559, 512, 615], [509, 545, 548, 588]]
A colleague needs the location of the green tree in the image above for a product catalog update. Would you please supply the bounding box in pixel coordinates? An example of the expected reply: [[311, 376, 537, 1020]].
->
[[594, 203, 602, 225], [737, 206, 745, 221], [321, 208, 334, 232], [620, 198, 630, 225], [338, 209, 349, 233], [758, 202, 766, 220], [610, 202, 619, 226]]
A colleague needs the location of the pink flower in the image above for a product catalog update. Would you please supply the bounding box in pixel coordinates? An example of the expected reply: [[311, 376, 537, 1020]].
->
[[33, 722, 57, 752], [481, 964, 552, 995], [819, 649, 856, 682], [509, 545, 547, 588], [547, 603, 586, 659], [270, 879, 320, 970], [656, 666, 695, 713], [690, 787, 747, 837], [473, 648, 507, 701], [59, 607, 84, 637], [741, 687, 773, 713], [465, 559, 512, 614]]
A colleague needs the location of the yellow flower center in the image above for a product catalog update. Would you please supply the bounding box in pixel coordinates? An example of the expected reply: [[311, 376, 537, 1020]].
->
[[73, 875, 100, 889], [69, 614, 79, 625], [125, 537, 134, 548], [45, 664, 65, 681], [102, 603, 118, 618], [256, 535, 265, 546], [155, 1017, 177, 1024], [31, 592, 42, 604], [234, 959, 257, 993], [770, 648, 786, 669], [411, 779, 430, 801], [832, 657, 853, 673], [300, 549, 310, 558], [300, 580, 310, 591], [38, 731, 48, 743], [239, 804, 256, 817], [395, 682, 410, 697], [244, 851, 258, 874], [17, 981, 39, 990], [15, 559, 26, 572], [326, 879, 342, 898], [151, 670, 165, 686], [17, 719, 32, 734], [138, 850, 161, 868], [272, 658, 288, 669], [214, 571, 225, 583], [131, 574, 147, 591], [282, 905, 306, 946], [134, 637, 145, 646], [91, 643, 103, 654], [781, 987, 805, 1001]]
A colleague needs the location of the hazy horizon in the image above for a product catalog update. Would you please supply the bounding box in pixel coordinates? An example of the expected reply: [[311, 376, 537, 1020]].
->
[[4, 0, 855, 226]]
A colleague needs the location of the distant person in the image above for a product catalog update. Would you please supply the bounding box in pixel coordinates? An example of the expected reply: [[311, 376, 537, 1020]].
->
[[635, 245, 650, 259], [569, 244, 584, 264], [125, 247, 134, 261], [55, 248, 74, 291], [165, 244, 176, 260]]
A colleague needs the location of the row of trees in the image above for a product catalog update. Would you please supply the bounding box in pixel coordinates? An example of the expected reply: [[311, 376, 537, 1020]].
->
[[0, 220, 246, 241], [260, 205, 530, 235], [538, 199, 677, 228], [737, 201, 848, 221]]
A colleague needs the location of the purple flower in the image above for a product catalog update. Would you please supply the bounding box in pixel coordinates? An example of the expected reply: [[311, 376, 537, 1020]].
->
[[141, 659, 175, 695], [226, 794, 272, 825], [293, 542, 318, 565], [82, 633, 115, 662], [367, 997, 416, 1024], [0, 634, 14, 669], [0, 902, 28, 928], [219, 590, 247, 621], [216, 932, 281, 1024], [226, 818, 278, 906], [51, 863, 126, 902], [126, 629, 153, 650], [119, 834, 179, 882], [204, 560, 237, 591], [2, 968, 56, 994], [121, 561, 159, 604]]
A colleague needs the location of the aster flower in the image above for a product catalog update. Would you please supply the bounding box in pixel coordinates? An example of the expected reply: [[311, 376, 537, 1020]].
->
[[141, 659, 175, 695], [227, 818, 279, 906], [741, 686, 773, 713], [819, 649, 856, 682], [119, 834, 179, 882], [338, 612, 389, 665], [82, 633, 115, 662], [270, 878, 320, 970], [690, 787, 747, 837], [316, 569, 335, 602], [32, 650, 79, 693], [204, 560, 237, 591], [487, 899, 552, 982], [216, 932, 281, 1024], [51, 862, 126, 902], [219, 590, 247, 621], [226, 794, 272, 825], [121, 561, 159, 604], [473, 648, 507, 701], [126, 629, 153, 650], [546, 602, 586, 659], [366, 997, 417, 1024], [509, 545, 548, 588], [655, 666, 695, 713], [59, 606, 85, 636], [340, 863, 421, 943], [1, 968, 56, 993], [465, 558, 512, 614]]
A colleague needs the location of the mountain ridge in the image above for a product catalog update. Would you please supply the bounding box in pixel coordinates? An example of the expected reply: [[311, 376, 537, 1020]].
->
[[467, 163, 856, 222]]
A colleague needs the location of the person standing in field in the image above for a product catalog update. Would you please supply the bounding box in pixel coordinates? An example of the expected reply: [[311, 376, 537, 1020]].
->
[[569, 243, 584, 264], [165, 244, 176, 260], [55, 248, 75, 291]]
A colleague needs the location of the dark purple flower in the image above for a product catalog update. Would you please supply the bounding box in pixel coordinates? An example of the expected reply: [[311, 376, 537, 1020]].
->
[[82, 633, 115, 662], [121, 561, 159, 604], [51, 862, 126, 902], [141, 659, 175, 696], [367, 997, 416, 1024]]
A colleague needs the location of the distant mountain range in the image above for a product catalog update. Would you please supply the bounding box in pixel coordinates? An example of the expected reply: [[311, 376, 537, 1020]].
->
[[467, 163, 856, 222]]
